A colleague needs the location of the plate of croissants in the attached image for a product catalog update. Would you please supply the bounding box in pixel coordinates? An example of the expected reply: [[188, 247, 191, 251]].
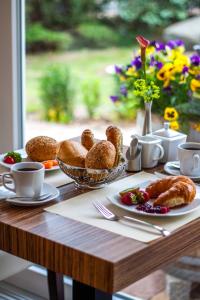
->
[[108, 176, 200, 217], [56, 126, 126, 189]]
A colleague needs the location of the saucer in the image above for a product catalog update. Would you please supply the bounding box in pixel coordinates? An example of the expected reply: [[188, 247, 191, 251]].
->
[[164, 161, 200, 181], [6, 183, 59, 206]]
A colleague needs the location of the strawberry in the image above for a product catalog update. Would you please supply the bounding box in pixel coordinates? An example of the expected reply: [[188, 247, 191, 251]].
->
[[120, 189, 150, 206], [4, 156, 15, 164], [121, 192, 138, 206], [140, 190, 150, 202]]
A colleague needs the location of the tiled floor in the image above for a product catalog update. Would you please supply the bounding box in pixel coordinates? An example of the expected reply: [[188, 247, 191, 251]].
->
[[151, 292, 169, 300], [123, 270, 166, 300]]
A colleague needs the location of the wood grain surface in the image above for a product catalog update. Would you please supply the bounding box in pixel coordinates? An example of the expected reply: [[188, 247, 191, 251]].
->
[[0, 164, 200, 293]]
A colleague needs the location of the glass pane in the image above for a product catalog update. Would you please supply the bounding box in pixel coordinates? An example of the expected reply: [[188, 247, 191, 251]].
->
[[25, 0, 200, 146]]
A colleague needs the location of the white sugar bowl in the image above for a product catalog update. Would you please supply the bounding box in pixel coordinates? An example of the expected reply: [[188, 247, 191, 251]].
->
[[149, 122, 187, 163]]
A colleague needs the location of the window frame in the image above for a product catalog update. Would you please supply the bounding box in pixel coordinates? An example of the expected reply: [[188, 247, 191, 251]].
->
[[0, 0, 25, 152]]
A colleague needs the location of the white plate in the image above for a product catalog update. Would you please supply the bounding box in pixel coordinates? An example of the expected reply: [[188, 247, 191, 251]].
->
[[0, 149, 59, 172], [108, 180, 200, 217], [164, 161, 200, 181], [6, 183, 59, 206]]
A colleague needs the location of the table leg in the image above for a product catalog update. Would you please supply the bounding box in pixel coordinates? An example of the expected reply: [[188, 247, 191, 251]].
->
[[190, 282, 200, 298], [47, 269, 64, 300], [73, 280, 112, 300]]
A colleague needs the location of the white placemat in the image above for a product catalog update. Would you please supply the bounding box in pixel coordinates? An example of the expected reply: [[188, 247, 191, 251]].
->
[[45, 171, 200, 243], [44, 170, 73, 187]]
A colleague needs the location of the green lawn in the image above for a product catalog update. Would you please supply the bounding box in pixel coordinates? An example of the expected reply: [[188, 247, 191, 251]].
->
[[26, 47, 133, 118]]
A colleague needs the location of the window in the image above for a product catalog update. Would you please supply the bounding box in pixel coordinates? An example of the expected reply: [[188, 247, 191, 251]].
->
[[0, 0, 25, 152]]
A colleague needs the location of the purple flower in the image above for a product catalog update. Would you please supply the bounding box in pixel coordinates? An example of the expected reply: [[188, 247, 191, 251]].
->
[[120, 85, 127, 96], [110, 95, 119, 103], [115, 65, 122, 74], [196, 74, 200, 80], [150, 56, 163, 69], [176, 40, 184, 47], [155, 61, 163, 69], [190, 54, 200, 66], [182, 66, 189, 74], [166, 40, 184, 49], [150, 40, 156, 46], [150, 56, 155, 66], [166, 40, 177, 49], [155, 42, 165, 51], [131, 56, 142, 69]]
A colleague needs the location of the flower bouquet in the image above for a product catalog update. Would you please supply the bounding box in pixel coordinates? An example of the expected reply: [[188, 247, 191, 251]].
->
[[110, 37, 200, 133]]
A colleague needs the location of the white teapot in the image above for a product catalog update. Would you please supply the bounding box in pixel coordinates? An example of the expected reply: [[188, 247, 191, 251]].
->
[[149, 122, 187, 163]]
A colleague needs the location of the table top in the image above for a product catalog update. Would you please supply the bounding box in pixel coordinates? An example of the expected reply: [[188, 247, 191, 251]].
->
[[0, 165, 199, 294]]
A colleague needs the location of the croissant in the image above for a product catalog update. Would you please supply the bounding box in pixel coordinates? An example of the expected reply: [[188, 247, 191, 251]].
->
[[106, 126, 123, 167], [146, 176, 196, 208]]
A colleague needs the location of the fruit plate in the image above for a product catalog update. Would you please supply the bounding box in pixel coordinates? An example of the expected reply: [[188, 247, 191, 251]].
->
[[107, 180, 200, 217], [0, 149, 59, 172]]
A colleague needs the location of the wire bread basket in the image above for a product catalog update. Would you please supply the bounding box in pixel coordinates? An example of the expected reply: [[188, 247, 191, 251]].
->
[[57, 157, 126, 189]]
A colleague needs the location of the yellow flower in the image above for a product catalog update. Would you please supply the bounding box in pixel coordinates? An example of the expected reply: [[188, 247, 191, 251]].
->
[[48, 109, 56, 121], [191, 122, 200, 132], [167, 49, 185, 61], [180, 74, 187, 84], [120, 75, 126, 81], [189, 68, 200, 76], [157, 63, 175, 87], [164, 107, 179, 121], [170, 121, 179, 131], [157, 63, 174, 79], [174, 56, 190, 73], [190, 79, 200, 92], [126, 67, 136, 76], [146, 46, 155, 55]]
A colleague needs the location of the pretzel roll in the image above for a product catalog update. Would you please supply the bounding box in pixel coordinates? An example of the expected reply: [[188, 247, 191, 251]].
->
[[81, 129, 95, 151], [106, 126, 123, 167]]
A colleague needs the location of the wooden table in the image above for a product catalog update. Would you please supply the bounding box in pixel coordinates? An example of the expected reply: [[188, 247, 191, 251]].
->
[[0, 166, 200, 300]]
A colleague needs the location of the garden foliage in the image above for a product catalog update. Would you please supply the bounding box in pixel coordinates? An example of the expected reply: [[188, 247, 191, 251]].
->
[[26, 23, 73, 52], [81, 79, 101, 118], [40, 65, 74, 123], [26, 0, 194, 52]]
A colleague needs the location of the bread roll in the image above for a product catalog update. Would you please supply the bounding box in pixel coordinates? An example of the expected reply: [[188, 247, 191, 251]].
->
[[106, 126, 123, 166], [81, 129, 95, 150], [57, 140, 88, 168], [85, 141, 116, 169], [26, 136, 58, 162]]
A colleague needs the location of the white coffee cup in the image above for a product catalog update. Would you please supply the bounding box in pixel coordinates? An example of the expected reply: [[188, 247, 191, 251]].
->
[[2, 162, 45, 197], [178, 142, 200, 177], [138, 136, 164, 168]]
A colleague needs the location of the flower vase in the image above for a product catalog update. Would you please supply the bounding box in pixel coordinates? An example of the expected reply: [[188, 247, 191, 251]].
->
[[142, 101, 152, 135]]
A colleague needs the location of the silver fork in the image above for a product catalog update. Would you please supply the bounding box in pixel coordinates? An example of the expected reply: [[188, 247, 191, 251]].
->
[[93, 201, 170, 237]]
